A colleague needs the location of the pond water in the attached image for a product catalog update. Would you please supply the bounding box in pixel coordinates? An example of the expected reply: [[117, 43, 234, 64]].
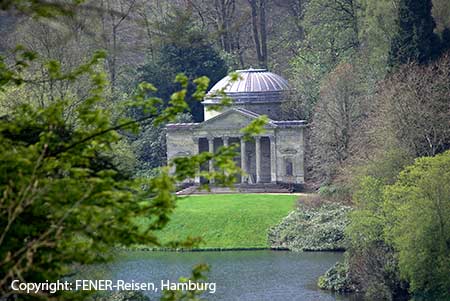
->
[[87, 250, 363, 301]]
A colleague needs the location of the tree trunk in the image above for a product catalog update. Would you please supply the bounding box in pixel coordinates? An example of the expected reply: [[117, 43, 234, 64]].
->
[[248, 0, 263, 65], [259, 0, 267, 68]]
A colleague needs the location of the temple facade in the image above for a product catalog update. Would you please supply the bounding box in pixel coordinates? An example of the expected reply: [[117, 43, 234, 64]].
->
[[166, 69, 307, 186]]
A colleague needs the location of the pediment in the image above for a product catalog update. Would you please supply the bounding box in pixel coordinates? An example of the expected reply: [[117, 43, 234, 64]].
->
[[196, 108, 275, 131]]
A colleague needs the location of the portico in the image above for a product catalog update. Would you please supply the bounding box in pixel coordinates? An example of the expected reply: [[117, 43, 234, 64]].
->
[[192, 135, 277, 184], [166, 69, 307, 189]]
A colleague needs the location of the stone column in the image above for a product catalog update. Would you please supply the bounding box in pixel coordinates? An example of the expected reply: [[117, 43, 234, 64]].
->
[[221, 136, 229, 179], [269, 135, 277, 183], [208, 137, 214, 184], [255, 136, 261, 183], [222, 136, 229, 147], [193, 137, 200, 184], [240, 137, 247, 183]]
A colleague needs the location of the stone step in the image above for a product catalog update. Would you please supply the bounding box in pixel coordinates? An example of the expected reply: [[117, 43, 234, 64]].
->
[[176, 183, 293, 195]]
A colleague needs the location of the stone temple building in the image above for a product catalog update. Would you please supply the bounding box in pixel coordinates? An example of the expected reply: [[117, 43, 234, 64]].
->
[[166, 68, 306, 188]]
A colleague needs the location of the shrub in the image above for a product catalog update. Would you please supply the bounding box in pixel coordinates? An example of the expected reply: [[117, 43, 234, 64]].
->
[[268, 196, 352, 251], [318, 260, 355, 293], [383, 151, 450, 299]]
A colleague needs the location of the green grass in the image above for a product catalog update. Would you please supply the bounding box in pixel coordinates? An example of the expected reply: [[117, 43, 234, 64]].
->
[[153, 194, 297, 249]]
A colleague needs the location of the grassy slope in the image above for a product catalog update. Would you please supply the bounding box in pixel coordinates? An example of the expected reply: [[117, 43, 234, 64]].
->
[[155, 194, 297, 249]]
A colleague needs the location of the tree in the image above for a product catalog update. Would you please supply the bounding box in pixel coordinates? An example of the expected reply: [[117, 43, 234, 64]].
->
[[132, 113, 193, 174], [432, 0, 450, 32], [342, 146, 415, 300], [247, 0, 268, 68], [384, 151, 450, 300], [441, 28, 450, 53], [0, 50, 264, 299], [309, 63, 368, 184], [190, 0, 237, 53], [358, 0, 399, 77], [97, 0, 139, 93], [286, 0, 362, 121], [346, 173, 410, 300], [137, 8, 228, 121], [388, 0, 441, 68], [371, 55, 450, 157], [0, 4, 269, 299]]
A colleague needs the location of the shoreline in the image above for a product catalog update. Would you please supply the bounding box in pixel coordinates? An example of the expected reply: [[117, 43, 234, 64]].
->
[[120, 246, 346, 253]]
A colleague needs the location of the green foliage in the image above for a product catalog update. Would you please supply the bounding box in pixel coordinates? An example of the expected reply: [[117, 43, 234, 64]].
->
[[0, 59, 186, 299], [0, 0, 82, 19], [108, 139, 138, 177], [302, 0, 360, 60], [137, 9, 228, 122], [161, 264, 210, 301], [240, 115, 270, 142], [345, 175, 408, 300], [388, 0, 441, 67], [136, 194, 297, 249], [286, 49, 330, 120], [268, 196, 352, 251], [383, 151, 450, 299], [0, 46, 37, 89], [346, 176, 386, 247], [345, 152, 450, 299], [318, 260, 355, 293], [131, 113, 193, 172], [358, 0, 398, 75], [0, 44, 264, 299], [318, 185, 352, 202], [353, 148, 414, 186], [287, 0, 361, 120]]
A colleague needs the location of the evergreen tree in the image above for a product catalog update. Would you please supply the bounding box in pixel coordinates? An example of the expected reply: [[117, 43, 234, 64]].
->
[[441, 28, 450, 54], [388, 0, 441, 68], [138, 8, 228, 122]]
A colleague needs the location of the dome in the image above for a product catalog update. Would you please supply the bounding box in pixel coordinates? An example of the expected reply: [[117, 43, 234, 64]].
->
[[208, 68, 289, 94], [203, 69, 290, 120]]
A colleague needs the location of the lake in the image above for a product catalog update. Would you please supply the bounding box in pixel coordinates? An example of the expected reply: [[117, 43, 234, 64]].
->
[[86, 250, 362, 300]]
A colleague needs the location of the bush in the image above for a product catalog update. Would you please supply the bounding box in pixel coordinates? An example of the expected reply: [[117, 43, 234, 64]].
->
[[383, 151, 450, 299], [268, 196, 352, 251], [318, 184, 352, 203], [318, 260, 355, 293]]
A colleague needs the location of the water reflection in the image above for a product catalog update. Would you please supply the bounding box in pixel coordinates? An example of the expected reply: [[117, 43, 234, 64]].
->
[[88, 250, 363, 301]]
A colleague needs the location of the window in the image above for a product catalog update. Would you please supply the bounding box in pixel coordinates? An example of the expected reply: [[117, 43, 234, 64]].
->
[[285, 159, 293, 176]]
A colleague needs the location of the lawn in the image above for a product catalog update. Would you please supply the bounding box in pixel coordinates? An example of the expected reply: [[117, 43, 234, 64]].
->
[[153, 194, 298, 249]]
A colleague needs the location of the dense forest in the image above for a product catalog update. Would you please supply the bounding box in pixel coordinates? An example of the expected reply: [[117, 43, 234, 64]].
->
[[1, 0, 450, 300]]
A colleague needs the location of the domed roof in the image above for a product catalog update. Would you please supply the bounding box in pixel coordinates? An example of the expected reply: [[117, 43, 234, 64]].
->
[[204, 68, 289, 104], [208, 68, 289, 94]]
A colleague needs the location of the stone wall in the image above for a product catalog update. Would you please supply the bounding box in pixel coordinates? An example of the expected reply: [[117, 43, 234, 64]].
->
[[275, 127, 305, 184], [166, 108, 306, 186], [166, 129, 196, 163]]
